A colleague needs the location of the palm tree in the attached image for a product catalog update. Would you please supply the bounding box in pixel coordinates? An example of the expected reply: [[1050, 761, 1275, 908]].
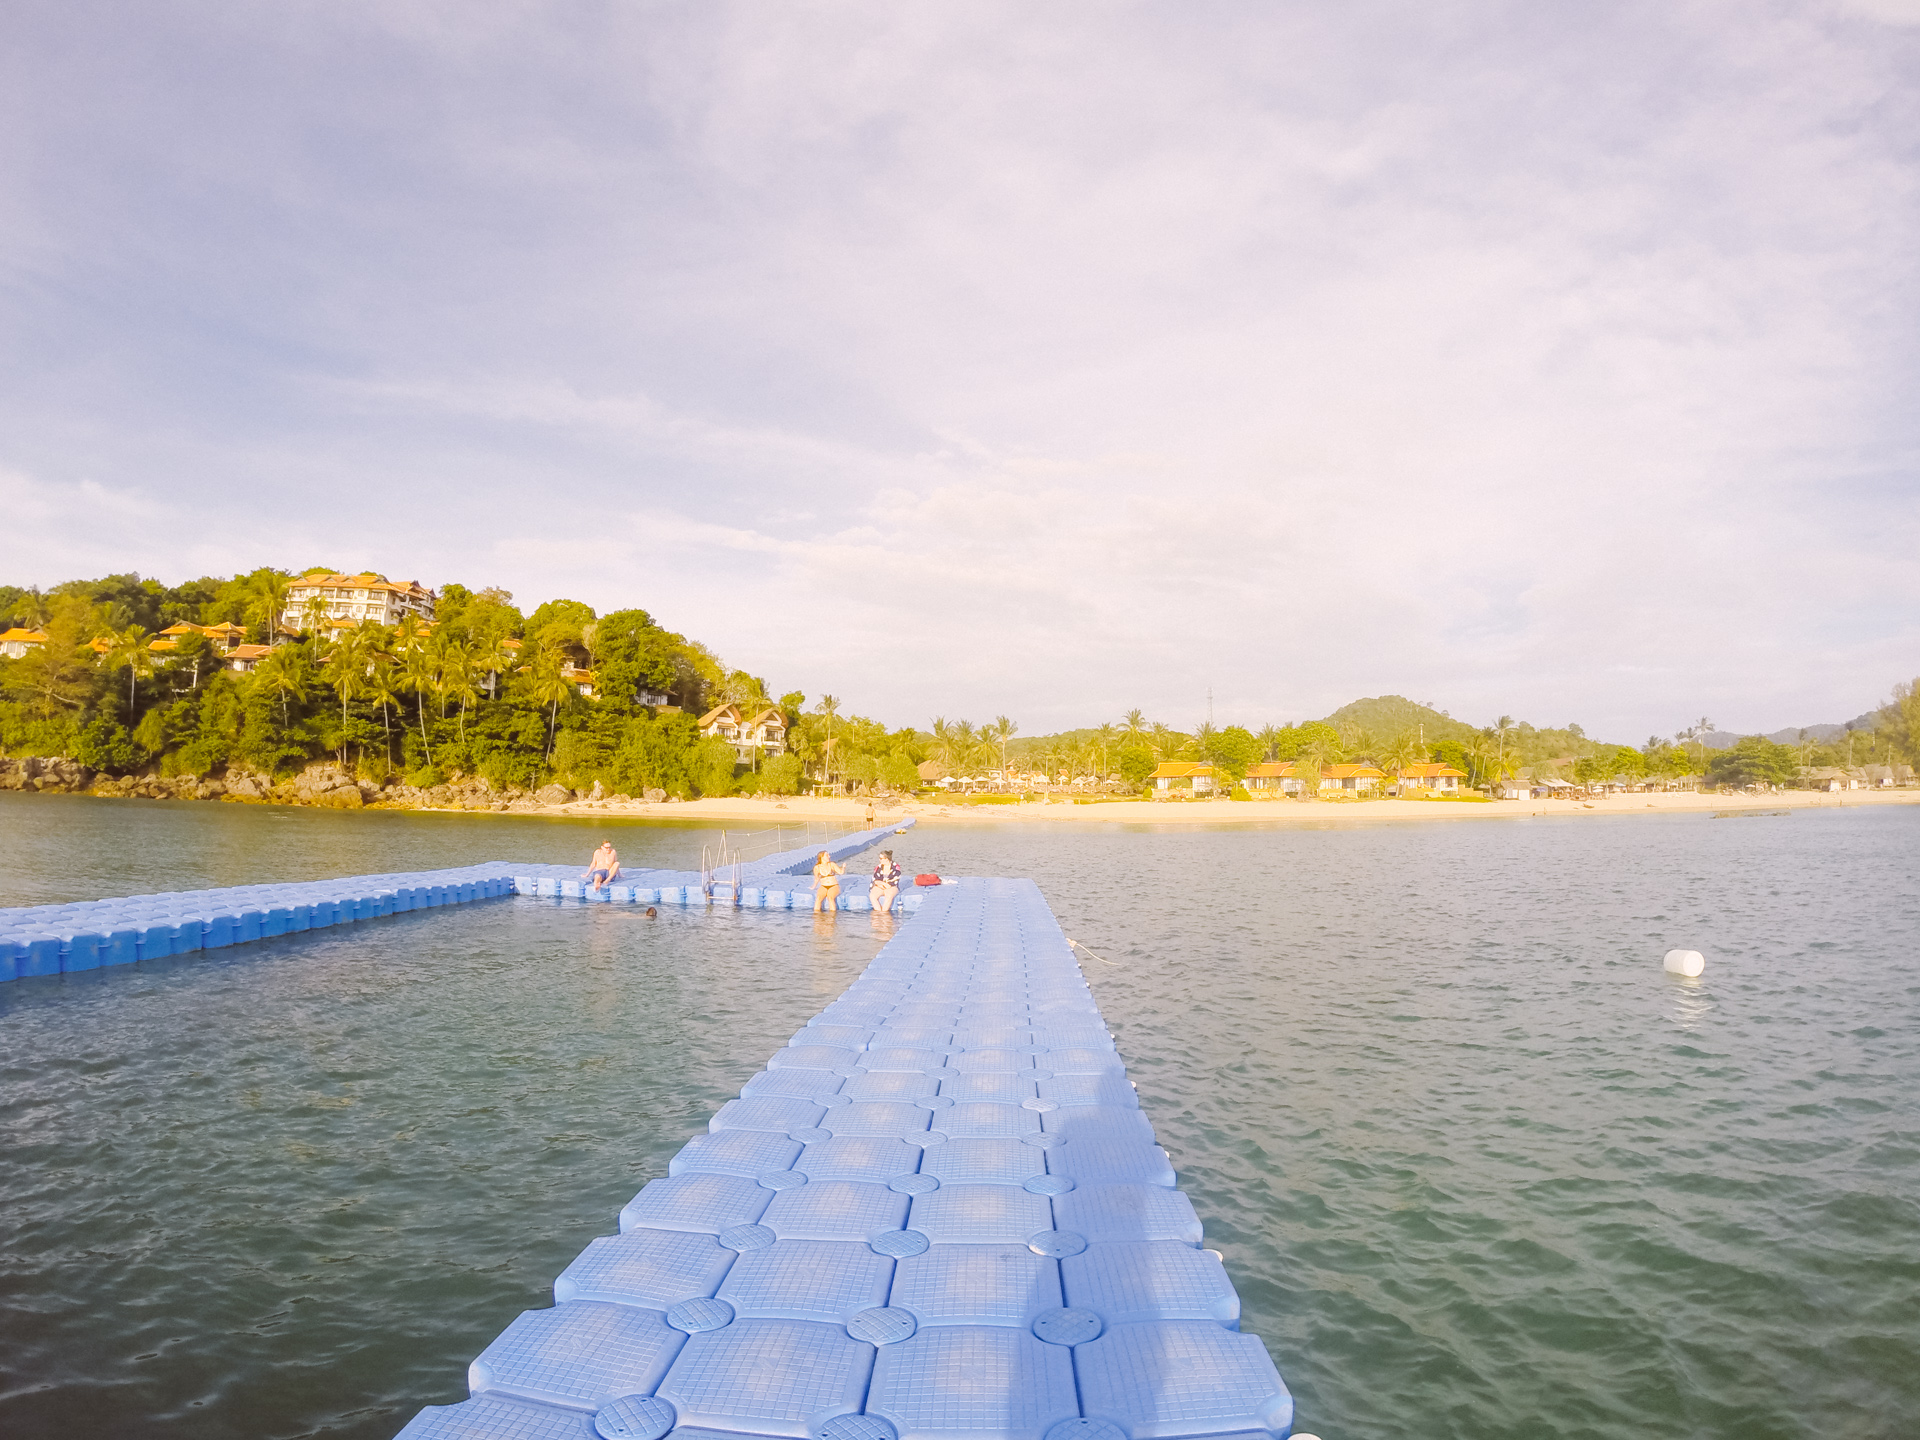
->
[[1148, 722, 1178, 760], [992, 715, 1019, 785], [102, 625, 155, 721], [816, 695, 841, 783], [442, 639, 480, 739], [15, 587, 50, 630], [253, 643, 310, 734], [1091, 722, 1117, 782], [1121, 709, 1149, 747], [246, 571, 291, 646], [1381, 729, 1426, 788], [400, 632, 440, 765], [1256, 724, 1284, 762], [321, 628, 371, 764], [529, 644, 572, 762], [299, 593, 333, 636], [362, 649, 402, 770]]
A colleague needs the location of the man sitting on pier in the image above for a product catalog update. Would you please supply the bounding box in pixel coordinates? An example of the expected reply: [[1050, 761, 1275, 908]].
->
[[583, 841, 621, 893]]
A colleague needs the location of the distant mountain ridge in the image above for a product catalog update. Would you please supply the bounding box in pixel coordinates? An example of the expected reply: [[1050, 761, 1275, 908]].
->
[[1699, 713, 1879, 750]]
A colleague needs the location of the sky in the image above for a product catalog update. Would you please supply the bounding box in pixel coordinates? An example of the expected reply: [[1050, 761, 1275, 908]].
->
[[2, 0, 1917, 741]]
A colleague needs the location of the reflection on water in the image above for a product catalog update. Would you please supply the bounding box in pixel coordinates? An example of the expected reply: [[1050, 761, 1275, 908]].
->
[[1666, 975, 1715, 1032], [1, 794, 1917, 1440]]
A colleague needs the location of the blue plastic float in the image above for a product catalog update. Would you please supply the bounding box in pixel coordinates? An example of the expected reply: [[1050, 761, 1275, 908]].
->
[[0, 824, 1294, 1437], [397, 875, 1293, 1440]]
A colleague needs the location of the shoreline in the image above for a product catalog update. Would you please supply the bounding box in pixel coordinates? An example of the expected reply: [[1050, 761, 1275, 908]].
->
[[499, 788, 1920, 827]]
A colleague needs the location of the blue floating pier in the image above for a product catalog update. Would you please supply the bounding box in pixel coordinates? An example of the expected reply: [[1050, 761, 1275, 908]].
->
[[0, 822, 919, 985], [0, 825, 1294, 1435], [397, 876, 1293, 1440]]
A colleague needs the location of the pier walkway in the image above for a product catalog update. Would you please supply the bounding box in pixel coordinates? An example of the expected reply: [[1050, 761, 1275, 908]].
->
[[400, 876, 1292, 1440], [0, 829, 1295, 1437], [0, 822, 915, 982]]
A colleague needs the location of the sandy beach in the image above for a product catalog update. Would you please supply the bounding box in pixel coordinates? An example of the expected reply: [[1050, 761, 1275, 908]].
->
[[464, 787, 1920, 827]]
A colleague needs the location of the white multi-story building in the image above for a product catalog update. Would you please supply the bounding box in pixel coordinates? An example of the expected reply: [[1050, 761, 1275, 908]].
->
[[282, 573, 437, 633]]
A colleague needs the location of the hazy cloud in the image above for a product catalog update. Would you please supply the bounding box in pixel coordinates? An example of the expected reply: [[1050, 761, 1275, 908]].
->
[[1, 1, 1915, 737]]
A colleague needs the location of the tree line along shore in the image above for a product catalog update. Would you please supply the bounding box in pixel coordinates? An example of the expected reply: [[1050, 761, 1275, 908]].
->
[[2, 568, 1916, 810]]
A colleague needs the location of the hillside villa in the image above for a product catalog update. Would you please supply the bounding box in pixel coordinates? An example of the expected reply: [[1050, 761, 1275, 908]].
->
[[0, 627, 49, 659], [699, 704, 789, 763], [281, 572, 437, 634]]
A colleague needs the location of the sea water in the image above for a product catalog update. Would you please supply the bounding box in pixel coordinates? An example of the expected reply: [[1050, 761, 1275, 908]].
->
[[0, 793, 1914, 1439]]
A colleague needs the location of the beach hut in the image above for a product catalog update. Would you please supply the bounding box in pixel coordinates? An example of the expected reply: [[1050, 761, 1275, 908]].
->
[[1151, 761, 1215, 796], [1397, 762, 1467, 794], [1244, 761, 1299, 796], [1319, 764, 1386, 792]]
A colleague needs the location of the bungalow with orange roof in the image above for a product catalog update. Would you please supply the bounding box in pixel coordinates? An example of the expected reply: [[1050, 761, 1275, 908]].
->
[[1395, 762, 1467, 794], [281, 572, 436, 634], [1243, 761, 1302, 796], [1150, 760, 1215, 796], [1319, 763, 1386, 792], [699, 704, 788, 763], [225, 644, 274, 673], [0, 627, 49, 659]]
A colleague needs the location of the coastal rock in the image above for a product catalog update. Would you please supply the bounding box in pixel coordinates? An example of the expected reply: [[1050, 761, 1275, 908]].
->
[[316, 785, 363, 809], [292, 764, 360, 802], [587, 780, 605, 801], [223, 769, 272, 800], [1, 756, 96, 792], [643, 788, 666, 804], [534, 783, 573, 806]]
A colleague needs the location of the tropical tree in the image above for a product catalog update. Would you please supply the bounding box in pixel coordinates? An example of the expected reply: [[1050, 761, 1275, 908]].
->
[[816, 695, 841, 782], [1147, 722, 1179, 760], [246, 570, 291, 645], [991, 715, 1020, 784], [1380, 729, 1426, 786], [253, 643, 310, 730], [443, 638, 481, 738], [321, 627, 372, 763], [101, 625, 155, 720], [299, 593, 333, 635], [1121, 709, 1150, 747], [529, 644, 573, 762], [399, 629, 440, 765], [1256, 724, 1285, 762], [1091, 722, 1118, 781]]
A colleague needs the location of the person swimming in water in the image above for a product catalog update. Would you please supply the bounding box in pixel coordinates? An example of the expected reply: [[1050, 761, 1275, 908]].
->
[[812, 850, 844, 912], [583, 841, 620, 893]]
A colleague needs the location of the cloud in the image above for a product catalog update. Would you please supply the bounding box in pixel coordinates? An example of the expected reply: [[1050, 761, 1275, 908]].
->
[[0, 1, 1916, 737]]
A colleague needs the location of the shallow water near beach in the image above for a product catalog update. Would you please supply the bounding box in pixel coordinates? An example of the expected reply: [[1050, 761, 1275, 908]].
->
[[1, 793, 1916, 1439]]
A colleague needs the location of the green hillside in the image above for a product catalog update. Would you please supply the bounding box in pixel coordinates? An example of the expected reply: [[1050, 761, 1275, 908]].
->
[[1319, 695, 1480, 743]]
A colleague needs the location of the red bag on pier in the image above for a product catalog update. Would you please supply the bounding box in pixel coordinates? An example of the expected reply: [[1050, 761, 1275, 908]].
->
[[914, 874, 943, 886]]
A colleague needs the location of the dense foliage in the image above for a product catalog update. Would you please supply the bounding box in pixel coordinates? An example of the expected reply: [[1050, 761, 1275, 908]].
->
[[3, 576, 1909, 798], [0, 570, 925, 798]]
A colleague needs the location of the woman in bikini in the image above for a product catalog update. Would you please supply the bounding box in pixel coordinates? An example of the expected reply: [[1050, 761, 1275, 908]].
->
[[812, 850, 845, 912]]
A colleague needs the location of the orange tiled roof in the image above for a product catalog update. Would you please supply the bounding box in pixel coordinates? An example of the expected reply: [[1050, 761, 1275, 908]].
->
[[1150, 761, 1213, 778], [2, 627, 51, 644], [1399, 763, 1466, 778], [1321, 764, 1386, 779], [1245, 761, 1295, 777]]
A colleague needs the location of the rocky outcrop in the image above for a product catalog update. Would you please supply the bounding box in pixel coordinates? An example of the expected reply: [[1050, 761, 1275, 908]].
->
[[0, 756, 97, 792], [3, 754, 583, 814]]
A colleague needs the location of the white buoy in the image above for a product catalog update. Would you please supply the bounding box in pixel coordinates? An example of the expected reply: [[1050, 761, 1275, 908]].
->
[[1664, 948, 1705, 977]]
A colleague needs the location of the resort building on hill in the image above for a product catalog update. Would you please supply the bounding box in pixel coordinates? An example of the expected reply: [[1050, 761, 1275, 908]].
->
[[225, 644, 273, 673], [1395, 762, 1466, 793], [151, 621, 248, 653], [698, 704, 788, 763], [281, 573, 436, 633], [0, 627, 49, 658], [1150, 761, 1215, 795]]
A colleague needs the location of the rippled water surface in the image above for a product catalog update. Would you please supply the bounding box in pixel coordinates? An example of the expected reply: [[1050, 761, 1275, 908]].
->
[[1, 794, 1916, 1439]]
